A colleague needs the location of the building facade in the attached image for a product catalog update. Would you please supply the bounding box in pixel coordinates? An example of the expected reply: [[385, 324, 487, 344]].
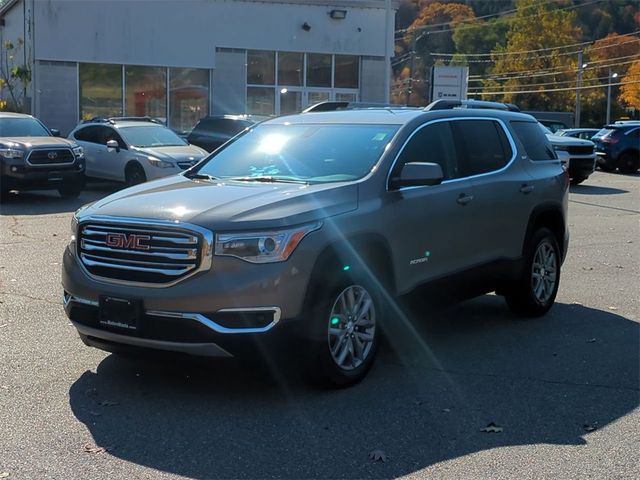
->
[[0, 0, 395, 134]]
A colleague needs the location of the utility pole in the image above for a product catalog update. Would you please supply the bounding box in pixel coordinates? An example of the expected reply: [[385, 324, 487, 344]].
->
[[575, 51, 583, 128], [406, 31, 417, 105], [606, 67, 618, 124]]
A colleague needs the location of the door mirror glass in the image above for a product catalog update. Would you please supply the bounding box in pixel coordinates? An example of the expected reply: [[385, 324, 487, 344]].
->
[[394, 162, 444, 188], [50, 128, 61, 137], [106, 139, 120, 151]]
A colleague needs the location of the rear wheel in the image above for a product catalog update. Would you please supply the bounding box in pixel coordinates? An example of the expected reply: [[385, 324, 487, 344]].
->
[[505, 228, 561, 317], [125, 163, 147, 187], [617, 152, 639, 174], [306, 278, 381, 387]]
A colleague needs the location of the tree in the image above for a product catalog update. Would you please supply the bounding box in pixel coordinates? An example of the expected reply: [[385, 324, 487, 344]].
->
[[620, 59, 640, 109], [0, 38, 31, 112], [452, 18, 509, 76], [481, 0, 582, 111]]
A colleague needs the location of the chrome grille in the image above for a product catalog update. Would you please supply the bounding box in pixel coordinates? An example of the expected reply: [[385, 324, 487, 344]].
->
[[78, 220, 208, 285], [27, 148, 75, 165]]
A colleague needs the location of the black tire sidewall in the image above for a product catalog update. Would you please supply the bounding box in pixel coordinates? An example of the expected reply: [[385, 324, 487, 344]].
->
[[618, 153, 639, 174], [126, 165, 147, 186]]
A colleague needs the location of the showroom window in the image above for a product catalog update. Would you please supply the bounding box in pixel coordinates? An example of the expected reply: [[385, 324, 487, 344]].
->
[[169, 68, 209, 134], [125, 66, 167, 121], [78, 63, 210, 132], [79, 63, 123, 120], [246, 51, 360, 116]]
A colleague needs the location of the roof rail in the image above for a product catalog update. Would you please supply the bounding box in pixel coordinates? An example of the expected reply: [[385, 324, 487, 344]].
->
[[108, 116, 165, 124], [424, 99, 521, 112], [80, 117, 116, 125], [302, 101, 420, 113]]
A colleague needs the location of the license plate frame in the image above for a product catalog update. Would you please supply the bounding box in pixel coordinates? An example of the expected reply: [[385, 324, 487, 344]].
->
[[98, 296, 143, 331]]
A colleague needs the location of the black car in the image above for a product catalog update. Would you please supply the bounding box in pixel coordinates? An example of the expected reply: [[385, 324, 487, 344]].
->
[[186, 115, 255, 152], [1, 112, 86, 198], [591, 122, 640, 174]]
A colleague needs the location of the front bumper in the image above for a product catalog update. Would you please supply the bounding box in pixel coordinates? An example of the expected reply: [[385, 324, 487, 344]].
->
[[2, 158, 85, 190], [567, 154, 596, 179]]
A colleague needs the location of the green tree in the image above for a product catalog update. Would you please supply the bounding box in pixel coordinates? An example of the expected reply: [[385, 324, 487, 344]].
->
[[481, 0, 582, 111], [0, 38, 31, 112]]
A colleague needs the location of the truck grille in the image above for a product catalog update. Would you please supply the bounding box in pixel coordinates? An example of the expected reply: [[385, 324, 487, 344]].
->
[[27, 148, 75, 165], [567, 145, 594, 155], [78, 220, 209, 285]]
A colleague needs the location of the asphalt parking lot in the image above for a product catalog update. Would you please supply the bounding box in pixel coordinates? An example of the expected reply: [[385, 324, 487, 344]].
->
[[0, 172, 638, 480]]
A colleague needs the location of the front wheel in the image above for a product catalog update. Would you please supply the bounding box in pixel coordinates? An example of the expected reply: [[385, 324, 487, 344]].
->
[[570, 176, 587, 185], [306, 281, 381, 387], [125, 164, 147, 187], [504, 228, 561, 317]]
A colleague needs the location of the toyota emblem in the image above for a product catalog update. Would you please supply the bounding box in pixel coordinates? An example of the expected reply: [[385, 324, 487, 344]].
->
[[47, 151, 58, 160]]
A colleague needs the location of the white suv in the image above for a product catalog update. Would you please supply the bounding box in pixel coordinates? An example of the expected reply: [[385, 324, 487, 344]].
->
[[69, 118, 208, 186]]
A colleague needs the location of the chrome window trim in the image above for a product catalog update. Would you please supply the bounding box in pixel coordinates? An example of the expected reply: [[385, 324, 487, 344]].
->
[[25, 147, 76, 167], [75, 215, 214, 288], [385, 116, 518, 191]]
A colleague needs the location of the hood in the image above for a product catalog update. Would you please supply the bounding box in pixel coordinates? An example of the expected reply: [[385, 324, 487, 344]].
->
[[546, 134, 594, 147], [0, 136, 78, 148], [80, 176, 358, 231], [134, 144, 208, 164]]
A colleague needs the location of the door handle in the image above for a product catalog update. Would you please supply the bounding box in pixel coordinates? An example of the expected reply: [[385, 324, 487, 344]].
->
[[520, 184, 535, 194], [457, 193, 474, 205]]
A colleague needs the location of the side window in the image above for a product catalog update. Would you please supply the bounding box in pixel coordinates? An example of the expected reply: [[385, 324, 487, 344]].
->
[[452, 120, 512, 177], [510, 121, 556, 161], [97, 126, 126, 149], [73, 126, 100, 143], [393, 121, 458, 180]]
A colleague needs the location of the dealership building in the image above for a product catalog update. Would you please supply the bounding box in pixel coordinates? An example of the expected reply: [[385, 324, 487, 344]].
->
[[0, 0, 395, 134]]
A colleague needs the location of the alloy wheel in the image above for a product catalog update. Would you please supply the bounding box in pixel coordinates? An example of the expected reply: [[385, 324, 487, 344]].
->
[[531, 241, 557, 304]]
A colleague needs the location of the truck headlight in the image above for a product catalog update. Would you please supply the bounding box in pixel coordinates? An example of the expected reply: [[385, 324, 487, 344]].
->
[[553, 145, 568, 152], [147, 156, 174, 168], [0, 148, 24, 159], [215, 223, 321, 263], [72, 146, 84, 157]]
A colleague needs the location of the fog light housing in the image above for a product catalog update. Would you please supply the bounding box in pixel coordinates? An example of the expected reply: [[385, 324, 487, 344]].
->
[[10, 166, 18, 172]]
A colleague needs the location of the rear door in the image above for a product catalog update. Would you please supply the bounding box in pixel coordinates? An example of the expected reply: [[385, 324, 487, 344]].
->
[[72, 126, 103, 178]]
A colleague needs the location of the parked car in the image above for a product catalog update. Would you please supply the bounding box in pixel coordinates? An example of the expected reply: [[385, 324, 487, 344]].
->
[[1, 112, 85, 198], [69, 117, 208, 185], [523, 111, 574, 133], [63, 99, 569, 387], [187, 115, 255, 152], [591, 121, 640, 174], [540, 123, 596, 185], [556, 128, 600, 140]]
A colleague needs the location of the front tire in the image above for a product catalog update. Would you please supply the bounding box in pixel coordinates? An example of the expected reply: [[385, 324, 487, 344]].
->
[[505, 228, 561, 317], [570, 176, 587, 185], [125, 163, 147, 187], [306, 279, 381, 387]]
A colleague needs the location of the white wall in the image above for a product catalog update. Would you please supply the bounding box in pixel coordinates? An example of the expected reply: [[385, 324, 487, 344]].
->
[[35, 0, 391, 67]]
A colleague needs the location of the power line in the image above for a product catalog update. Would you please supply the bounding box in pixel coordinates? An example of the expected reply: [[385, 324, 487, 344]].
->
[[431, 30, 640, 58], [469, 73, 640, 91], [469, 79, 639, 96]]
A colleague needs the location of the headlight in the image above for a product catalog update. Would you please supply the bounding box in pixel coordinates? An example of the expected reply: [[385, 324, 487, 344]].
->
[[147, 156, 174, 168], [553, 145, 568, 152], [215, 223, 321, 263], [0, 148, 24, 159], [72, 146, 84, 157]]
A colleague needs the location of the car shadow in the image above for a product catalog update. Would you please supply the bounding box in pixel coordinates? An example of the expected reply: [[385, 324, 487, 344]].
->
[[0, 183, 118, 216], [68, 298, 639, 479], [569, 184, 628, 195]]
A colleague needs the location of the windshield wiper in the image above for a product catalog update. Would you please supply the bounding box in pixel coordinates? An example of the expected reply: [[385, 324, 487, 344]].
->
[[226, 176, 308, 185], [184, 172, 218, 181]]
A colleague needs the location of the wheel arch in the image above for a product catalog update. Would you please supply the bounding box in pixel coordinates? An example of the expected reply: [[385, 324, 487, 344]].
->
[[523, 204, 566, 258]]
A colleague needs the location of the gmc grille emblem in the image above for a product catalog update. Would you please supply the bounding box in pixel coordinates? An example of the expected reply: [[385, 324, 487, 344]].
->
[[47, 151, 58, 160], [105, 233, 151, 250]]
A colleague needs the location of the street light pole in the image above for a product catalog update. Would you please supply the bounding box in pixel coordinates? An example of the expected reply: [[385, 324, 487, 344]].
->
[[575, 51, 583, 128], [606, 67, 618, 124]]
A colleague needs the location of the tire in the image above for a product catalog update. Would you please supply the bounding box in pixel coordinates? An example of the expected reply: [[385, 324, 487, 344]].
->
[[598, 161, 616, 172], [617, 152, 639, 175], [125, 163, 147, 187], [305, 275, 382, 388], [504, 227, 561, 317], [58, 180, 84, 199], [570, 176, 586, 185]]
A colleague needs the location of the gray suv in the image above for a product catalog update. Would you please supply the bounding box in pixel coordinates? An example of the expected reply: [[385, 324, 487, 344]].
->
[[62, 100, 570, 386]]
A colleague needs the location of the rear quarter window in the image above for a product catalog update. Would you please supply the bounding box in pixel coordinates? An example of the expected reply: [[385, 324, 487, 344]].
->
[[510, 121, 556, 161], [452, 119, 513, 176]]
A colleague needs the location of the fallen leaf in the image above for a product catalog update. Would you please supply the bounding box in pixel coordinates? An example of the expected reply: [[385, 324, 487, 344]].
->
[[615, 265, 624, 269], [480, 422, 503, 433], [99, 400, 119, 407], [52, 233, 58, 237], [608, 306, 618, 311], [583, 422, 598, 432], [84, 444, 108, 454], [0, 472, 9, 479], [571, 301, 582, 305], [582, 267, 594, 271], [586, 338, 597, 343], [368, 449, 388, 462]]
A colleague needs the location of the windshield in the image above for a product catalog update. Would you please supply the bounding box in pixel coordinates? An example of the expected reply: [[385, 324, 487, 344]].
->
[[193, 123, 399, 184], [0, 118, 51, 137], [593, 128, 615, 138], [119, 125, 188, 148]]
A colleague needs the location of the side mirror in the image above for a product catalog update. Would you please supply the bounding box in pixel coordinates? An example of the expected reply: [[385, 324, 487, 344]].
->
[[106, 139, 120, 152], [50, 128, 61, 137], [392, 162, 444, 189]]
